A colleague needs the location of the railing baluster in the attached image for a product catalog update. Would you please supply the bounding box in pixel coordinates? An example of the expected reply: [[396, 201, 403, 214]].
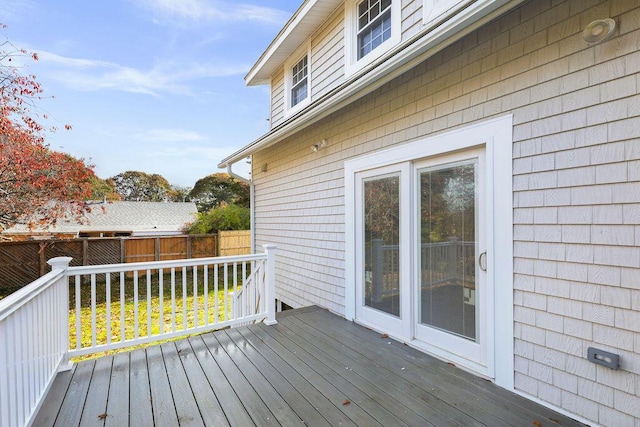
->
[[106, 273, 111, 345], [193, 265, 198, 328], [120, 272, 125, 343], [134, 271, 139, 340], [146, 269, 152, 338], [171, 268, 176, 333], [224, 263, 229, 321], [204, 265, 209, 325], [75, 275, 81, 350], [159, 268, 164, 335], [182, 267, 187, 330], [214, 264, 219, 324], [91, 274, 97, 348], [233, 263, 238, 318]]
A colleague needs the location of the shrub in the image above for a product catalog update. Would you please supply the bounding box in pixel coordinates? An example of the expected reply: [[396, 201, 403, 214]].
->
[[186, 204, 250, 234]]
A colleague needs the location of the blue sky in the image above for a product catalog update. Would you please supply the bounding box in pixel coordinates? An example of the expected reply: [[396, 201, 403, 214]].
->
[[1, 0, 302, 187]]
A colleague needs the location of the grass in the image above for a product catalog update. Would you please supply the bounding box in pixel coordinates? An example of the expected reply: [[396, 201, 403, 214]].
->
[[68, 267, 248, 360]]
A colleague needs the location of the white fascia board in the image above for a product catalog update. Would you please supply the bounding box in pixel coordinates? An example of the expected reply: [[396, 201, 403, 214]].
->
[[245, 0, 341, 86], [222, 0, 524, 169]]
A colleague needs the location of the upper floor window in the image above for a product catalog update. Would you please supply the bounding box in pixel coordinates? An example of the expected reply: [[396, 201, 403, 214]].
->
[[357, 0, 392, 59], [284, 42, 311, 116], [291, 56, 308, 107], [345, 0, 400, 76]]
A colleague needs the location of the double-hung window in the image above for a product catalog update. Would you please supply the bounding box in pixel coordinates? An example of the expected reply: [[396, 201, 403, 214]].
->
[[284, 42, 311, 115], [357, 0, 392, 59], [345, 0, 400, 76], [290, 56, 308, 108]]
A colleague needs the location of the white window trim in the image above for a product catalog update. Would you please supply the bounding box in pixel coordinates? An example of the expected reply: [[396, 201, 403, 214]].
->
[[344, 115, 514, 389], [344, 0, 401, 77], [284, 42, 312, 117]]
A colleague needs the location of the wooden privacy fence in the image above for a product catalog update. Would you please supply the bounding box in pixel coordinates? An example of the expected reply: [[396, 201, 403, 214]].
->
[[218, 230, 252, 256], [0, 235, 218, 296]]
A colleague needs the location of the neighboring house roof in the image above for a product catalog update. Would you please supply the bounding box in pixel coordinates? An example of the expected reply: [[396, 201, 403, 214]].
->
[[219, 0, 524, 169], [3, 201, 198, 235]]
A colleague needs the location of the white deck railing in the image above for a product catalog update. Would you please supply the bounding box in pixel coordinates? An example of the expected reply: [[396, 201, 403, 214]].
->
[[0, 244, 277, 427]]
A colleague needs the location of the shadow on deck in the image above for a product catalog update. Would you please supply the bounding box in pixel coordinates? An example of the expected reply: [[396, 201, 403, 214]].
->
[[34, 306, 584, 426]]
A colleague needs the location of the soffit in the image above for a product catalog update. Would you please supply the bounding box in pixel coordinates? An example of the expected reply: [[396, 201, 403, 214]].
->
[[246, 0, 342, 86]]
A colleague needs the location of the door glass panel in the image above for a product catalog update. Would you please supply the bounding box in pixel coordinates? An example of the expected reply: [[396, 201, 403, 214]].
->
[[363, 174, 400, 317], [419, 160, 477, 340]]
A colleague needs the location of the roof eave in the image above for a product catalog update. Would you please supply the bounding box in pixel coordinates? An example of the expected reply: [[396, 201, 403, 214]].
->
[[224, 0, 524, 168], [245, 0, 343, 86]]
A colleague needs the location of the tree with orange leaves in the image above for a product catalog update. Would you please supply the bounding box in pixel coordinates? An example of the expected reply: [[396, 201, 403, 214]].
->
[[0, 29, 95, 231]]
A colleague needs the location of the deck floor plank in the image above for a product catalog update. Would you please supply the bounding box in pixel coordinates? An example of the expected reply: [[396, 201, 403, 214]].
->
[[233, 326, 360, 427], [303, 308, 585, 427], [213, 330, 307, 426], [188, 335, 254, 427], [146, 345, 180, 427], [279, 313, 486, 427], [159, 342, 205, 426], [246, 325, 384, 427], [223, 328, 332, 427], [128, 349, 154, 427], [31, 365, 75, 426], [260, 322, 414, 427], [271, 317, 437, 427], [38, 306, 587, 427], [296, 310, 518, 427], [173, 339, 229, 427], [53, 359, 94, 427], [104, 352, 131, 427], [199, 332, 280, 427], [78, 356, 112, 427]]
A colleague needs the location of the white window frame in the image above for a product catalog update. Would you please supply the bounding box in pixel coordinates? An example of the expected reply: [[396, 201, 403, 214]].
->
[[344, 0, 401, 77], [344, 115, 514, 389], [284, 42, 311, 116]]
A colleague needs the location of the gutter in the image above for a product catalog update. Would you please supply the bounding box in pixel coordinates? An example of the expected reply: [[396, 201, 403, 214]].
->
[[218, 0, 525, 171]]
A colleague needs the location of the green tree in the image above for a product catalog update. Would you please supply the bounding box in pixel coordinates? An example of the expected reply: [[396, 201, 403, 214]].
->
[[185, 204, 250, 234], [188, 173, 249, 212], [88, 176, 120, 201], [110, 171, 174, 201]]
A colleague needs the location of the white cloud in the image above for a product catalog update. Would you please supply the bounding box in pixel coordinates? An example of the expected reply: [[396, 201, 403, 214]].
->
[[134, 0, 291, 26], [34, 50, 248, 96], [0, 0, 37, 22], [137, 129, 207, 143]]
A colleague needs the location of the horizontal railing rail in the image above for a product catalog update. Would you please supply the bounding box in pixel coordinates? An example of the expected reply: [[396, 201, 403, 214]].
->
[[0, 245, 277, 427], [66, 248, 276, 358]]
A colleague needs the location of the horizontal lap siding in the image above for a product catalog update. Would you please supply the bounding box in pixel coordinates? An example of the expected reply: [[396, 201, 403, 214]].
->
[[311, 8, 345, 100], [270, 69, 285, 127], [254, 1, 640, 425]]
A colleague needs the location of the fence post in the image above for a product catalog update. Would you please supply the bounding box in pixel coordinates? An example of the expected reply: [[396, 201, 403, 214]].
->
[[262, 244, 277, 325], [47, 256, 73, 371]]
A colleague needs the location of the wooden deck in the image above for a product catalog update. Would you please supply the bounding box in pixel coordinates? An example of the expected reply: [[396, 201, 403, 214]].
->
[[34, 306, 584, 426]]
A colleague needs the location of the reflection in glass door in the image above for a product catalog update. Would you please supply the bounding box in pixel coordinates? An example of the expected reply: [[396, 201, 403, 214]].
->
[[419, 160, 478, 341], [363, 174, 400, 317]]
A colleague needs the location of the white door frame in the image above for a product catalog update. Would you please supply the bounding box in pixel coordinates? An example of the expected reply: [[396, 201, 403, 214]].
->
[[354, 164, 412, 338], [344, 115, 514, 389]]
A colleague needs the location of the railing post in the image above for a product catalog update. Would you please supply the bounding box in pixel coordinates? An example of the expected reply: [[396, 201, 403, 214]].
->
[[262, 244, 278, 325], [47, 256, 73, 371], [372, 239, 383, 303]]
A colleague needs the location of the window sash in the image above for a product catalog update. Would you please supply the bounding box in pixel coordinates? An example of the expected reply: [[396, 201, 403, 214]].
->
[[357, 0, 393, 59], [290, 56, 308, 107]]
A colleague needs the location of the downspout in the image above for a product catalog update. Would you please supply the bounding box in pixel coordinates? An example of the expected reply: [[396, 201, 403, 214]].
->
[[226, 161, 255, 254]]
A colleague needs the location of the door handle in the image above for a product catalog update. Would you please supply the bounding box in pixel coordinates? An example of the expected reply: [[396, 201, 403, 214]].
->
[[478, 251, 487, 272]]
